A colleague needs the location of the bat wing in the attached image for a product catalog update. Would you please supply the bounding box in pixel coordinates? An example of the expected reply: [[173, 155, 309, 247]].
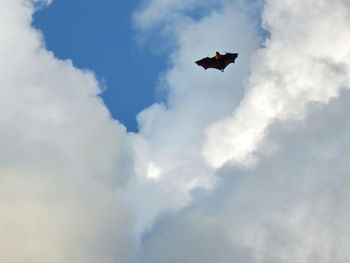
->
[[195, 57, 218, 70], [221, 53, 238, 69]]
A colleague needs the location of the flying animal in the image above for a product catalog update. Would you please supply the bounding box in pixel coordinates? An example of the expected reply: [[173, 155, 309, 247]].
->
[[195, 51, 238, 72]]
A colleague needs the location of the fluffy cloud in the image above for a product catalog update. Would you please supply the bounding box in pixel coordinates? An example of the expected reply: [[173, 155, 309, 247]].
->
[[128, 0, 262, 231], [203, 0, 350, 167], [3, 0, 350, 262], [132, 0, 350, 262], [137, 90, 350, 263], [0, 0, 134, 262]]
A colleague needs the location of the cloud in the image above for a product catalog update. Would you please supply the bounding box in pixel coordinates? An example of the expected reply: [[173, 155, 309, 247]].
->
[[134, 0, 198, 30], [4, 0, 350, 262], [127, 0, 262, 231], [130, 0, 350, 262], [0, 0, 134, 262], [137, 90, 350, 263], [203, 0, 350, 167]]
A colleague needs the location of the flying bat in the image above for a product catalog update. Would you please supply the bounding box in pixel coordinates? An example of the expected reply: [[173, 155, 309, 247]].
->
[[195, 51, 238, 72]]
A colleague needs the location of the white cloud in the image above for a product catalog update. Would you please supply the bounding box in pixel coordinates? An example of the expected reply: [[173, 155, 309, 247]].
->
[[147, 162, 162, 180], [4, 0, 350, 262], [128, 0, 262, 231], [203, 0, 350, 167], [134, 0, 198, 30], [0, 1, 134, 262], [136, 90, 350, 263], [131, 0, 350, 262]]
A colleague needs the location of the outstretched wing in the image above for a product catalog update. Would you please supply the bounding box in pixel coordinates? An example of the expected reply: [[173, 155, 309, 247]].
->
[[221, 53, 238, 69], [196, 53, 238, 71], [195, 57, 218, 70]]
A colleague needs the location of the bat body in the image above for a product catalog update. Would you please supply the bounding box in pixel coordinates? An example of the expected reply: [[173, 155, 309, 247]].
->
[[195, 52, 238, 72]]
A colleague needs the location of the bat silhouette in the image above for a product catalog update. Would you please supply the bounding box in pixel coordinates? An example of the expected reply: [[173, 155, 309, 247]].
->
[[195, 51, 238, 72]]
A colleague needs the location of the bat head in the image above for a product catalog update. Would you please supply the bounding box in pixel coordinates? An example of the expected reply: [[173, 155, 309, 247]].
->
[[215, 51, 221, 60]]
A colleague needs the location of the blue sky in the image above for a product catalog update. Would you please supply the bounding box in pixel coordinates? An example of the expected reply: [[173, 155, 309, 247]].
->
[[33, 0, 166, 132]]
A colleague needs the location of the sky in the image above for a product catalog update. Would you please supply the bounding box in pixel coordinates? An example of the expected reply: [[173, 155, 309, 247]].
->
[[33, 0, 167, 132], [1, 0, 350, 263]]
